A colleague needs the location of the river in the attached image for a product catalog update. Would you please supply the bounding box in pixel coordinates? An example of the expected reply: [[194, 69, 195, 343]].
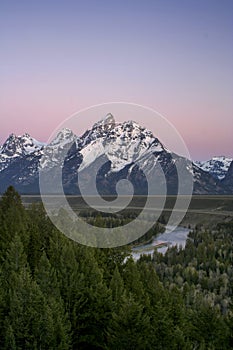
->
[[132, 226, 190, 260]]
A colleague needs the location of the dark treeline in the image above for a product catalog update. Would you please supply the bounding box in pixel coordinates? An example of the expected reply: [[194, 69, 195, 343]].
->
[[0, 186, 232, 349], [85, 212, 164, 245]]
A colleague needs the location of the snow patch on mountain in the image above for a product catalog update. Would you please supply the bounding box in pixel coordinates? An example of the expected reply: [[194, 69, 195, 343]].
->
[[0, 133, 45, 172], [0, 114, 231, 195], [79, 120, 164, 172], [49, 128, 77, 147], [194, 156, 233, 180], [92, 112, 116, 129], [39, 128, 80, 170], [1, 133, 44, 156]]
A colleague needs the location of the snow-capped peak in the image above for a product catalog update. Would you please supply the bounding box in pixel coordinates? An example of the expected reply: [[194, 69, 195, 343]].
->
[[79, 118, 164, 172], [92, 113, 116, 129], [49, 128, 77, 147], [0, 133, 44, 157], [194, 156, 233, 180], [0, 133, 45, 172], [81, 114, 116, 147], [113, 120, 153, 138]]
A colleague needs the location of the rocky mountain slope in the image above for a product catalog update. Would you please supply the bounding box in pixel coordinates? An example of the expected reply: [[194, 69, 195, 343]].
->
[[0, 114, 232, 195], [194, 156, 232, 180]]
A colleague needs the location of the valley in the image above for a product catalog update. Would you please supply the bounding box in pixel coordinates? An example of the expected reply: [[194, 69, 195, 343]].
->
[[0, 187, 233, 348], [21, 194, 233, 224]]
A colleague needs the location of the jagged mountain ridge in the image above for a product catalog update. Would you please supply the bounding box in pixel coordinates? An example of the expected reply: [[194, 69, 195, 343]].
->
[[222, 161, 233, 191], [0, 133, 44, 172], [194, 156, 233, 180], [0, 114, 232, 195]]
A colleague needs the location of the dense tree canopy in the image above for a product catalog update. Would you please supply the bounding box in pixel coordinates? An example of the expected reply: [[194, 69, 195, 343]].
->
[[0, 187, 232, 349]]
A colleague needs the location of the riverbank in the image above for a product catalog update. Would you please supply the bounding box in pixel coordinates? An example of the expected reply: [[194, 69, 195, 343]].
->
[[132, 226, 190, 260]]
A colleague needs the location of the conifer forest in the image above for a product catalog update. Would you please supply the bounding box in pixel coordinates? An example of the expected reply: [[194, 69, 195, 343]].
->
[[0, 186, 232, 349]]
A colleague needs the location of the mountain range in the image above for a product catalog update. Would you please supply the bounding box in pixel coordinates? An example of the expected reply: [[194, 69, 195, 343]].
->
[[0, 114, 232, 195], [194, 156, 232, 180]]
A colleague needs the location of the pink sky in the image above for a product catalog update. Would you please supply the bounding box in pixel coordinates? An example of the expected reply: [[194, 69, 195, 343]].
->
[[1, 0, 233, 160]]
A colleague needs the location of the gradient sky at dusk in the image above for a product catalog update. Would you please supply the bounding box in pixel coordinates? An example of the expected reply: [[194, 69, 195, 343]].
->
[[1, 0, 233, 160]]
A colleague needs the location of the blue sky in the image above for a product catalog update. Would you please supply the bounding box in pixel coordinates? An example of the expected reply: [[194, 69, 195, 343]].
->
[[1, 0, 233, 159]]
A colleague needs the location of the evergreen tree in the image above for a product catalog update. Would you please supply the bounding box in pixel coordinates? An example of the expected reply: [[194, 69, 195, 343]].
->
[[109, 294, 151, 349], [110, 265, 124, 305], [3, 319, 16, 350], [72, 247, 112, 349], [123, 257, 146, 303], [0, 186, 29, 255]]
